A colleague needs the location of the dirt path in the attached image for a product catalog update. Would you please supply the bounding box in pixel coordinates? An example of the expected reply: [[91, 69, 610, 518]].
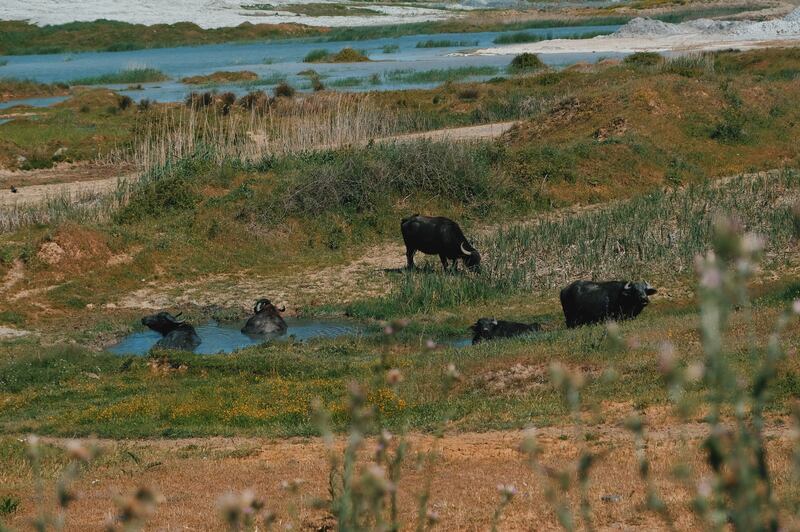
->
[[5, 418, 796, 531], [0, 122, 516, 208], [0, 164, 135, 207]]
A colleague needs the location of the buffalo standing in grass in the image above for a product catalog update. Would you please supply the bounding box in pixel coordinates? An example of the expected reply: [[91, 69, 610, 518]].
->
[[242, 298, 287, 336], [401, 214, 481, 272], [470, 318, 540, 344], [560, 280, 657, 328], [141, 311, 201, 351]]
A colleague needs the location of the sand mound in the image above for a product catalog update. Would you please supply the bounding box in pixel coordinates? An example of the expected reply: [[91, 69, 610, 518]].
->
[[615, 8, 800, 39], [472, 8, 800, 56]]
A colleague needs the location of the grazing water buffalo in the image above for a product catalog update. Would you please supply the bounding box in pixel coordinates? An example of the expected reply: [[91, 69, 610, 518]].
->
[[141, 312, 201, 351], [241, 299, 287, 336], [401, 214, 481, 272], [470, 318, 541, 344], [560, 280, 657, 328]]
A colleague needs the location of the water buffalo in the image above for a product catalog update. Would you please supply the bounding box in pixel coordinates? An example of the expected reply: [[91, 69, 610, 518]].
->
[[141, 311, 201, 351], [241, 298, 287, 336], [470, 318, 541, 344], [560, 280, 657, 328], [400, 214, 480, 272]]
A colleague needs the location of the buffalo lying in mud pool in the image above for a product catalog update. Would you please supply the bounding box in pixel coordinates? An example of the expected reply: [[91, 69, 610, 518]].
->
[[560, 280, 658, 328], [470, 318, 541, 344], [141, 311, 202, 351], [242, 298, 288, 336], [401, 214, 480, 272]]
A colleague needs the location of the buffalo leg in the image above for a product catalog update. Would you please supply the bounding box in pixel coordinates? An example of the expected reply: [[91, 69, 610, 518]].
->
[[439, 255, 450, 271], [406, 248, 416, 270]]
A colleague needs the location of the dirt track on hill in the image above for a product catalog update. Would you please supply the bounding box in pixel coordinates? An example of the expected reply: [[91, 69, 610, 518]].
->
[[0, 122, 517, 208]]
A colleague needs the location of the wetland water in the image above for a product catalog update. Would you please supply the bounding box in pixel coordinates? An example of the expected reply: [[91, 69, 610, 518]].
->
[[0, 24, 620, 107], [109, 318, 362, 355]]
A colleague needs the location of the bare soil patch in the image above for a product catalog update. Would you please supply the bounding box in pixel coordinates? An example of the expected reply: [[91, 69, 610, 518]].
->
[[5, 419, 796, 531]]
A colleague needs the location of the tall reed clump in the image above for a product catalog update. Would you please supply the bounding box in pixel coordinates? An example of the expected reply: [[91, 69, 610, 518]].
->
[[355, 169, 800, 317], [120, 93, 424, 173], [518, 214, 800, 530], [624, 52, 716, 78]]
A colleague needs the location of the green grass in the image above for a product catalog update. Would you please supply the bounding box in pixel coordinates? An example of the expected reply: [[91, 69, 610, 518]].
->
[[415, 39, 479, 48], [493, 29, 611, 44], [69, 68, 168, 86], [346, 169, 800, 319], [329, 76, 366, 88], [1, 275, 797, 438], [0, 77, 69, 101], [0, 20, 320, 56], [384, 66, 500, 84]]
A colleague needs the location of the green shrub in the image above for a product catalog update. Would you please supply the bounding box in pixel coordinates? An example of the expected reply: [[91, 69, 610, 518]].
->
[[623, 51, 664, 68], [274, 82, 295, 98], [0, 495, 20, 516], [252, 141, 505, 226], [509, 52, 545, 72], [114, 156, 205, 223], [117, 94, 133, 110], [185, 91, 213, 109], [303, 47, 369, 63], [458, 88, 480, 100], [238, 90, 269, 111]]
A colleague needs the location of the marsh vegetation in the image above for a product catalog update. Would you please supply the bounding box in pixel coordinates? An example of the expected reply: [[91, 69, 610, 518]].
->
[[2, 44, 800, 531]]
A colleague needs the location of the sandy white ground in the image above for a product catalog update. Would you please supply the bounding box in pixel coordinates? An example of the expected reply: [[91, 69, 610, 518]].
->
[[471, 8, 800, 55], [0, 0, 455, 28]]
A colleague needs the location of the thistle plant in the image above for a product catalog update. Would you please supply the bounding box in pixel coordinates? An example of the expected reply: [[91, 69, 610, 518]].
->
[[519, 363, 599, 532], [630, 216, 799, 531], [105, 487, 163, 532], [310, 321, 462, 531], [24, 436, 99, 532], [216, 489, 275, 532]]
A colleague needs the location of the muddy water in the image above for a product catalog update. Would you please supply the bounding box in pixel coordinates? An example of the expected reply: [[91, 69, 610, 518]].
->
[[109, 318, 362, 355]]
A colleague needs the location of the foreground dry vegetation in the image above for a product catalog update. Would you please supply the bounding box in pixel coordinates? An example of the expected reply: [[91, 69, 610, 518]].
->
[[2, 47, 800, 530]]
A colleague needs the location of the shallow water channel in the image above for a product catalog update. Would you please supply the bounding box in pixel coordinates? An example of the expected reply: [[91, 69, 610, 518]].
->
[[109, 318, 362, 355], [0, 24, 621, 107]]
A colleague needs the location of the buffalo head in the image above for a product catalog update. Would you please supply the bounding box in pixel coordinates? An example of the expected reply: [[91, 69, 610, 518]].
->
[[470, 317, 497, 335], [460, 242, 481, 272], [141, 311, 185, 335], [254, 298, 286, 315], [622, 282, 657, 307]]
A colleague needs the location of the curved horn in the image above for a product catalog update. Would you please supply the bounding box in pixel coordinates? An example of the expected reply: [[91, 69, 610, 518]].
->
[[174, 312, 183, 319], [460, 242, 472, 256], [623, 282, 632, 290]]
